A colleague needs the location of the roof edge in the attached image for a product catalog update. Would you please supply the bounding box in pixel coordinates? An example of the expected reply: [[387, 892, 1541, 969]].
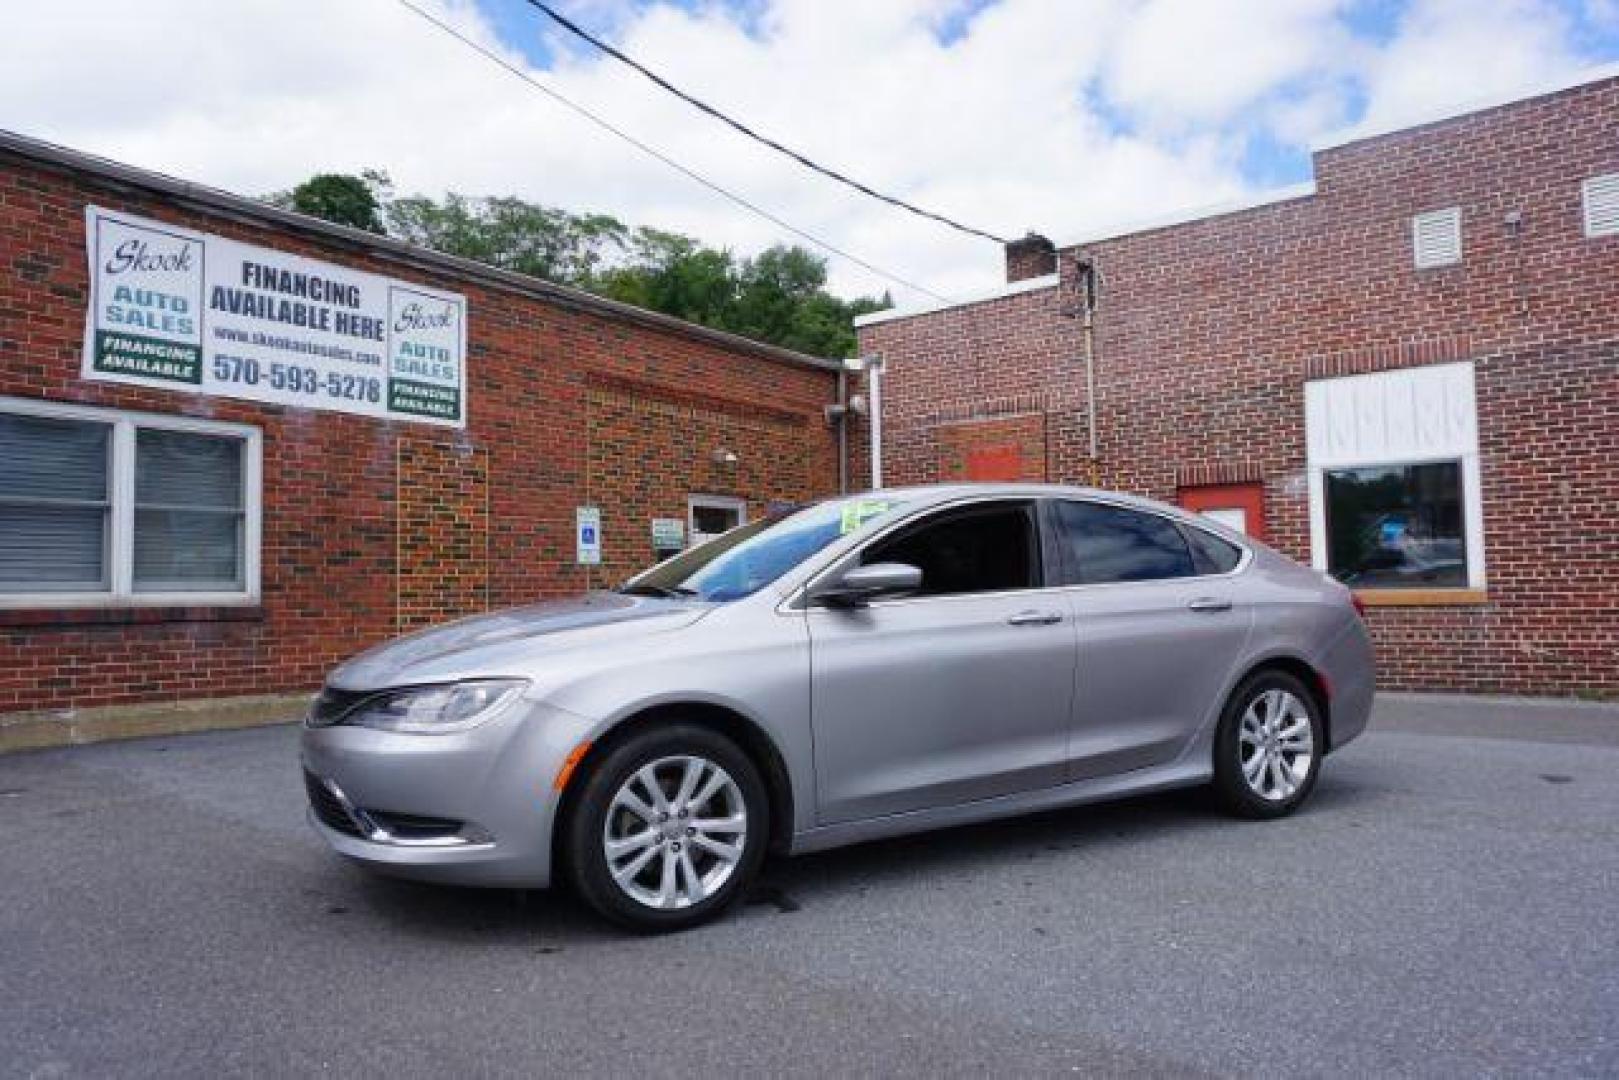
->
[[0, 128, 838, 373], [854, 272, 1059, 329], [1053, 182, 1317, 253]]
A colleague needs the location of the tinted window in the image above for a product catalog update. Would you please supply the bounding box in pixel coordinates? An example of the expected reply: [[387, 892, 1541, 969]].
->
[[1324, 461, 1465, 587], [864, 503, 1037, 596], [1182, 525, 1244, 575], [1054, 501, 1194, 584]]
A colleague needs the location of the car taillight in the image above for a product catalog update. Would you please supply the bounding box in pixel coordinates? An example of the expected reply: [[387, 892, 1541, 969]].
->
[[1350, 593, 1367, 620]]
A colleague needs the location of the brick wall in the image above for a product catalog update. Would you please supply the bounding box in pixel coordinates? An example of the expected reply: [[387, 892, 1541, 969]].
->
[[860, 76, 1619, 696], [584, 374, 831, 584], [0, 151, 848, 715]]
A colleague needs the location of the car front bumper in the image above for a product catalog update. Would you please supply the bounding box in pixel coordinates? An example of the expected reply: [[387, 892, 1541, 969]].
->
[[299, 697, 595, 889]]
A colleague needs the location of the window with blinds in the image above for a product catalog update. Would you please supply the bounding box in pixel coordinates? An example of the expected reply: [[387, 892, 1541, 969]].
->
[[134, 430, 245, 592], [0, 415, 112, 592], [0, 400, 257, 605]]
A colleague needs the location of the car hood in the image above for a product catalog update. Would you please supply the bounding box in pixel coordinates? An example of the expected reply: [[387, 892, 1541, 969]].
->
[[329, 592, 711, 690]]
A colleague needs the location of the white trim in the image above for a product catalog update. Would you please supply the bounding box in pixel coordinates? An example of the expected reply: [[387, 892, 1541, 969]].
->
[[0, 395, 262, 608], [1055, 182, 1317, 251], [853, 273, 1059, 328], [1313, 60, 1619, 151]]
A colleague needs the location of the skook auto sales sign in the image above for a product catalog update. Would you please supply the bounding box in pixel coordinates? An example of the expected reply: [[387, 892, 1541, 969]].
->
[[83, 206, 467, 427]]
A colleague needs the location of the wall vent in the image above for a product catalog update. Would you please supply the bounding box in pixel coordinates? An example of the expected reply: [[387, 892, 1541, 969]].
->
[[1411, 208, 1462, 269], [1583, 173, 1619, 238]]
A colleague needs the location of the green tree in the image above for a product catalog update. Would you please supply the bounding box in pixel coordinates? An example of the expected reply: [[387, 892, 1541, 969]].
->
[[594, 228, 737, 330], [264, 172, 891, 357], [271, 171, 389, 234], [386, 193, 627, 283]]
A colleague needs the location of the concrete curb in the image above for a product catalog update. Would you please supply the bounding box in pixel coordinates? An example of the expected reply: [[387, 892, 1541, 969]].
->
[[0, 693, 312, 754]]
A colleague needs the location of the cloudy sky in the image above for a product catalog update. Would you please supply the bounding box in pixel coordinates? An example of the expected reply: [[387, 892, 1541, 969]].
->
[[3, 0, 1616, 301]]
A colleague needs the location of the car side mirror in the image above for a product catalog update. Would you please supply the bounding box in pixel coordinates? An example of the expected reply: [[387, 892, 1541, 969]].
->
[[815, 562, 923, 607]]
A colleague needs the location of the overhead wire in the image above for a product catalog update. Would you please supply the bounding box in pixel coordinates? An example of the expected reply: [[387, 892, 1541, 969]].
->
[[392, 0, 949, 301], [519, 0, 1012, 246]]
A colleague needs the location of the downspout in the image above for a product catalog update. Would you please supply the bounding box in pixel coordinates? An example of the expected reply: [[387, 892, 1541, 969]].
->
[[1077, 258, 1101, 479], [867, 355, 885, 490], [836, 367, 849, 495]]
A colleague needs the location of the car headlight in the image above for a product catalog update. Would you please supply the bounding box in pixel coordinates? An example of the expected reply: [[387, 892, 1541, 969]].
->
[[340, 679, 529, 734]]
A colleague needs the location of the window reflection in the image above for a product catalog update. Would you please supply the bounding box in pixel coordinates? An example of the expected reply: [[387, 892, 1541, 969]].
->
[[1325, 462, 1466, 588]]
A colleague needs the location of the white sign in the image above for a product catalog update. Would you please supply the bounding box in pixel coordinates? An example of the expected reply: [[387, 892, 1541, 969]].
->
[[83, 206, 467, 427], [576, 506, 602, 565], [651, 517, 685, 551]]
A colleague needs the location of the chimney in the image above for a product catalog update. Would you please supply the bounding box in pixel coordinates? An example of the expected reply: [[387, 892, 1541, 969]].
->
[[1004, 231, 1057, 283]]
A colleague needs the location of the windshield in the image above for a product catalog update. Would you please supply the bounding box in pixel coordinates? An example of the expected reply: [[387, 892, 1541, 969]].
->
[[620, 495, 907, 602]]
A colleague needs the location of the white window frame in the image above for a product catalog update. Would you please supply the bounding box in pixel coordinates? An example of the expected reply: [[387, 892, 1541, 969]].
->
[[687, 494, 746, 545], [1304, 362, 1486, 591], [0, 396, 262, 609]]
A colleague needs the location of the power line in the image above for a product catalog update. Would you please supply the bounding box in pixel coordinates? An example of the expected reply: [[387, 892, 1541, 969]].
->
[[392, 0, 948, 302], [520, 0, 1012, 246]]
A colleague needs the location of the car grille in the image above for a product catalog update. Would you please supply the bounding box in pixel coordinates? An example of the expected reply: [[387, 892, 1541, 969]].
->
[[306, 686, 373, 728], [304, 770, 365, 838]]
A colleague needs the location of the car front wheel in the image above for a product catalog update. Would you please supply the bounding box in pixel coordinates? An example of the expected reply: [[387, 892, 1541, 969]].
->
[[564, 724, 768, 932], [1213, 670, 1324, 819]]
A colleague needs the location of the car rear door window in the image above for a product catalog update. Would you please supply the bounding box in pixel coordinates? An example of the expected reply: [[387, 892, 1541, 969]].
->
[[1053, 501, 1195, 584], [863, 502, 1038, 597], [1181, 524, 1244, 575]]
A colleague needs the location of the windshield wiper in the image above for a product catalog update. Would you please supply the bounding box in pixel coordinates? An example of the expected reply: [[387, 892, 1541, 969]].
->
[[616, 583, 698, 599]]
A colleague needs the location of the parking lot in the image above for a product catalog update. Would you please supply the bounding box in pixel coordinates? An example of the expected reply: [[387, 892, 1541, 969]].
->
[[2, 694, 1616, 1078]]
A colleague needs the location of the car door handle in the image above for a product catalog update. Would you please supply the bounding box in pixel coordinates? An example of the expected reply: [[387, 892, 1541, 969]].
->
[[1007, 610, 1063, 626], [1187, 597, 1233, 613]]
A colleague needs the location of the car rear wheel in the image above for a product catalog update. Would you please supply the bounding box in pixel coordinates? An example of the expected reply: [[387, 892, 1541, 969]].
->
[[1212, 670, 1323, 819], [564, 724, 767, 932]]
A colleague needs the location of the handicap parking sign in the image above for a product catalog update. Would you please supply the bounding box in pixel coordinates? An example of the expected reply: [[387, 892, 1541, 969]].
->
[[576, 506, 602, 565]]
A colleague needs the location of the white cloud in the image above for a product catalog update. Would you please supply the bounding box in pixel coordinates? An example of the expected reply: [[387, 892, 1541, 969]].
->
[[0, 0, 1608, 304], [1099, 0, 1351, 127], [1354, 0, 1585, 131]]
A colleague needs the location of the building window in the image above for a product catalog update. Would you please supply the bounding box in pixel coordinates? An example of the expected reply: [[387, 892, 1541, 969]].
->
[[1411, 207, 1462, 268], [687, 494, 746, 548], [0, 414, 112, 593], [1583, 173, 1619, 238], [0, 397, 260, 607], [134, 429, 247, 592], [1324, 462, 1466, 588], [1304, 361, 1485, 597]]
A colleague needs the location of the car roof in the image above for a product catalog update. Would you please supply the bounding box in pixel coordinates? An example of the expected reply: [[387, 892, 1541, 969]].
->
[[858, 482, 1183, 516]]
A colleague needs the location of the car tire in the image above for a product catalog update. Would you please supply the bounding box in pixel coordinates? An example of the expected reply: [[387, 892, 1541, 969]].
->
[[1212, 670, 1325, 819], [564, 723, 768, 932]]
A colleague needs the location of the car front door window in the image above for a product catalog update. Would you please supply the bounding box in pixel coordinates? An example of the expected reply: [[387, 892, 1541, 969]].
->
[[861, 502, 1039, 596]]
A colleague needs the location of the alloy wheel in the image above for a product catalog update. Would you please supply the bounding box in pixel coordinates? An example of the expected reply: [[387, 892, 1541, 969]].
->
[[1237, 688, 1315, 801], [601, 754, 748, 910]]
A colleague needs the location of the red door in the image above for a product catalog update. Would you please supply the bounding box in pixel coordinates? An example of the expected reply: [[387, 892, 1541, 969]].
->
[[965, 444, 1025, 481], [1178, 482, 1267, 542]]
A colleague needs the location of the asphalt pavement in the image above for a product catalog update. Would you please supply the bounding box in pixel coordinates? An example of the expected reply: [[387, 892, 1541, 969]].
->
[[1, 693, 1615, 1078]]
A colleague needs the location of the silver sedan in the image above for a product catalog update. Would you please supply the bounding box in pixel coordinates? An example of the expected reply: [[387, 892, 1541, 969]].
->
[[302, 484, 1375, 931]]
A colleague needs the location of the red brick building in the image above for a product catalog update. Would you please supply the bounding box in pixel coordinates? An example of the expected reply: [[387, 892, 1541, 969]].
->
[[0, 132, 858, 745], [857, 68, 1619, 696]]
